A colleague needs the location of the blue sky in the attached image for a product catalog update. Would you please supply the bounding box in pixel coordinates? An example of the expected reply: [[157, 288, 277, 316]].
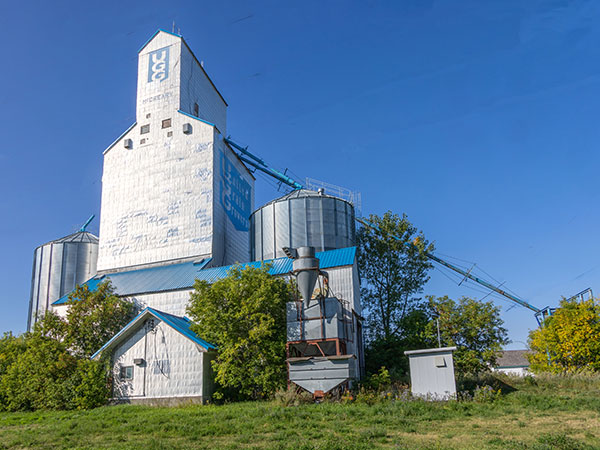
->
[[1, 1, 599, 348]]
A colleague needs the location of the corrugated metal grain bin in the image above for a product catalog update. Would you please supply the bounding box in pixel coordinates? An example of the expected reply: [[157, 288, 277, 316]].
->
[[28, 230, 98, 331], [251, 189, 356, 261]]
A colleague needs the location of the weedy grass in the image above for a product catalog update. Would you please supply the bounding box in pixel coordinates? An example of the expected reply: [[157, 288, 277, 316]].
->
[[1, 373, 600, 449]]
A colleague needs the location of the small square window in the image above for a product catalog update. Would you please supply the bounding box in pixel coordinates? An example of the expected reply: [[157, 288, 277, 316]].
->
[[140, 124, 150, 134], [120, 366, 133, 380], [146, 113, 151, 119], [167, 131, 173, 137], [162, 119, 172, 129], [140, 138, 146, 144], [193, 103, 199, 117]]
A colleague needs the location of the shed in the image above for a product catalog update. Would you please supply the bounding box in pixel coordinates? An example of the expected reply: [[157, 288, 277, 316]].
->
[[404, 347, 457, 400], [92, 307, 216, 405]]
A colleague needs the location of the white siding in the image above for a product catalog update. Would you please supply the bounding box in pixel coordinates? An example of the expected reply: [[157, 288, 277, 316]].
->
[[326, 265, 360, 314], [98, 118, 215, 270], [406, 349, 457, 400], [179, 44, 227, 134], [130, 290, 194, 317], [97, 30, 254, 272], [212, 134, 254, 266], [136, 33, 182, 123], [112, 317, 209, 400]]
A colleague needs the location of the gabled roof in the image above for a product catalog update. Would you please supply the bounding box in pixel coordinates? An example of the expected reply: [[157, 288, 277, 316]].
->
[[496, 350, 531, 368], [91, 307, 215, 360], [138, 29, 228, 106], [53, 247, 357, 305]]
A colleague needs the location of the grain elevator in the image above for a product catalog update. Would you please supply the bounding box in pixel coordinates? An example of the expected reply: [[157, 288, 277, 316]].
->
[[27, 29, 362, 403]]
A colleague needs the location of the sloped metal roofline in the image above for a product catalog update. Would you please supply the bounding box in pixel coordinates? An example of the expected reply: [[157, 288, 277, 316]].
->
[[138, 29, 228, 106], [53, 247, 356, 305], [103, 122, 137, 155], [91, 306, 215, 360]]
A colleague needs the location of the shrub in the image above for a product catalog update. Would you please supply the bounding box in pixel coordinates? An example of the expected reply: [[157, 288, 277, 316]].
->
[[473, 385, 501, 403], [188, 264, 293, 401], [273, 387, 313, 406]]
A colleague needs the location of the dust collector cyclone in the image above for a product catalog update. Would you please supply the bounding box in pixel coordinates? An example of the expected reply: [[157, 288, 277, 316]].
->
[[288, 246, 320, 307]]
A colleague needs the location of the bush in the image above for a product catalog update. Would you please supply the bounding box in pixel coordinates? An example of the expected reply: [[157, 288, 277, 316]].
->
[[273, 387, 314, 406], [188, 264, 293, 401], [472, 385, 502, 403], [0, 334, 111, 411], [0, 281, 132, 411]]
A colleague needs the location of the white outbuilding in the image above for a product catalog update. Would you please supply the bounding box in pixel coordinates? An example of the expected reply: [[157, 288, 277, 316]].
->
[[404, 347, 457, 400], [92, 307, 216, 405]]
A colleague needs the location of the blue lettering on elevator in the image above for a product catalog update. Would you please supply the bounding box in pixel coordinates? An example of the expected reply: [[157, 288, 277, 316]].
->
[[148, 47, 169, 83], [220, 152, 251, 232]]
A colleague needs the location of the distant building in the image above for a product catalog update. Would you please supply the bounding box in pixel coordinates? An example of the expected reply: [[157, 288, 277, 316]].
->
[[492, 350, 531, 376]]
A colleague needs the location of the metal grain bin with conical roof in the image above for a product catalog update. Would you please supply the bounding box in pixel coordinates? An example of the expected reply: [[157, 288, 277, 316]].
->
[[250, 189, 356, 261], [28, 230, 99, 331]]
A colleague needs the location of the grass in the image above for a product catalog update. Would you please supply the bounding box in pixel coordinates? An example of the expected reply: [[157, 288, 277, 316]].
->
[[1, 374, 600, 449]]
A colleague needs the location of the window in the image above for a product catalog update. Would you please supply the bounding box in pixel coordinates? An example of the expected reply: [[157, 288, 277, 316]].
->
[[167, 131, 173, 137], [120, 366, 133, 380], [140, 124, 150, 134], [162, 118, 172, 129], [146, 113, 151, 119], [193, 103, 199, 117], [140, 138, 146, 145]]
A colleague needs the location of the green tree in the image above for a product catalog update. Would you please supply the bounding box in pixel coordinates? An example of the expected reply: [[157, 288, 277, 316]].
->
[[0, 333, 27, 408], [0, 281, 133, 411], [364, 306, 431, 379], [187, 264, 293, 400], [528, 297, 600, 373], [357, 211, 433, 342], [425, 296, 509, 375], [0, 332, 110, 411], [40, 281, 136, 357]]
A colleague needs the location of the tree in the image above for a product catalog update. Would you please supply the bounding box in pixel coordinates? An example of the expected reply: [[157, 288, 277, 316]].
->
[[187, 264, 293, 400], [0, 281, 134, 411], [357, 211, 433, 342], [528, 297, 600, 373], [364, 306, 431, 379], [0, 332, 110, 411], [425, 296, 509, 375], [42, 281, 136, 357]]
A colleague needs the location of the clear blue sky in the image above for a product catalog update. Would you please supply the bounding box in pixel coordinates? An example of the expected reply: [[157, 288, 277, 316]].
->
[[1, 1, 599, 349]]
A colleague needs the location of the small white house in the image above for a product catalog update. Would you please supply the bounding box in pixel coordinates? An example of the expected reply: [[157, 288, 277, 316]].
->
[[405, 347, 457, 400], [92, 307, 216, 405], [492, 350, 531, 376]]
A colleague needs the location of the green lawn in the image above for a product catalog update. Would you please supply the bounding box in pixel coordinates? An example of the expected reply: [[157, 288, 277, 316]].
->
[[1, 375, 600, 449]]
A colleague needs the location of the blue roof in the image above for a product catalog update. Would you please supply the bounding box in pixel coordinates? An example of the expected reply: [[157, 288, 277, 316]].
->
[[53, 258, 211, 305], [91, 307, 215, 359], [195, 246, 357, 284], [53, 247, 356, 305]]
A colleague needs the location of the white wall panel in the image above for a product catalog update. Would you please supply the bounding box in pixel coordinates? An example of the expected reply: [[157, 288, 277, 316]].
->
[[112, 318, 208, 400], [98, 31, 254, 272]]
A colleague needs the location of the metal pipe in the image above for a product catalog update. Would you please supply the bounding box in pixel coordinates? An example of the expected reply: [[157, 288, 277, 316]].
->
[[80, 215, 95, 232], [225, 137, 304, 190], [355, 217, 544, 316]]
